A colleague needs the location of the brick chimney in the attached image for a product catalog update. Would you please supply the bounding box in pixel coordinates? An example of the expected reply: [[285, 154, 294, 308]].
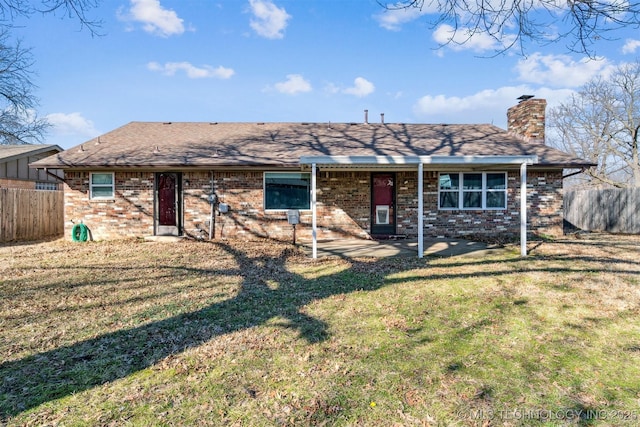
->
[[507, 96, 547, 141]]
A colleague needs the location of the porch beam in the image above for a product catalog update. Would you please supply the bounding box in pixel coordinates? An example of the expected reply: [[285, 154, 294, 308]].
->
[[520, 162, 528, 257], [311, 163, 317, 259], [418, 163, 424, 258], [300, 155, 538, 166]]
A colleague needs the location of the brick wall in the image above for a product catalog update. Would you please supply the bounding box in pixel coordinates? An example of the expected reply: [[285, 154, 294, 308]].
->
[[527, 170, 564, 237], [421, 170, 563, 239], [62, 168, 563, 241], [63, 171, 154, 240], [199, 170, 371, 241]]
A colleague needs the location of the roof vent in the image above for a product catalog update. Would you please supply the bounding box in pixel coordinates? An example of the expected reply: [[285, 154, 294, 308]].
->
[[163, 122, 172, 125], [364, 109, 369, 124]]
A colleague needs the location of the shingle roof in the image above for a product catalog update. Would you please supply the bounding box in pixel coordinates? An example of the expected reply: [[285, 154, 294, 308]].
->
[[30, 122, 593, 169], [1, 144, 62, 162]]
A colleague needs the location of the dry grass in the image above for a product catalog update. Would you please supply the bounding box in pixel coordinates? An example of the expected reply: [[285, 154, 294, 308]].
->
[[1, 233, 640, 426]]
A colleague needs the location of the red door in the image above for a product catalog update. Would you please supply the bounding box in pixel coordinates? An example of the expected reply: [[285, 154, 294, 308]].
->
[[158, 173, 177, 230], [371, 173, 395, 236]]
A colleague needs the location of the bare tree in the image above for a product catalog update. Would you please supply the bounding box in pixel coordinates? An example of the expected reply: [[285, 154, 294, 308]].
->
[[0, 30, 51, 144], [384, 0, 640, 57], [548, 60, 640, 188], [0, 0, 99, 144], [0, 0, 101, 33]]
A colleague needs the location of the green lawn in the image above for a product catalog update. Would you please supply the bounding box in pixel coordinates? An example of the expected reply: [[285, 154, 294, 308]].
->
[[1, 234, 639, 426]]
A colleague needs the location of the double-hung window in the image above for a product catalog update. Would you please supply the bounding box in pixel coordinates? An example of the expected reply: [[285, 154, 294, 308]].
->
[[439, 172, 507, 210], [90, 172, 115, 199], [264, 172, 311, 210]]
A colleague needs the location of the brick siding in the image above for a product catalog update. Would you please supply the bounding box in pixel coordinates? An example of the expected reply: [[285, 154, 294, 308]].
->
[[62, 169, 564, 241], [507, 98, 547, 140], [63, 171, 155, 240]]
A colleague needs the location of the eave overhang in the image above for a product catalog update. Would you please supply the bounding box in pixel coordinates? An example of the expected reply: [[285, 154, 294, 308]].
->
[[299, 155, 539, 171]]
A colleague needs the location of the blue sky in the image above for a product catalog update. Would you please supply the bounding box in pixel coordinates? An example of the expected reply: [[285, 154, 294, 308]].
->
[[13, 0, 640, 149]]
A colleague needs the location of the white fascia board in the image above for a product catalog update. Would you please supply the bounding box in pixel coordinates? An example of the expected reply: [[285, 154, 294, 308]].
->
[[299, 155, 538, 165]]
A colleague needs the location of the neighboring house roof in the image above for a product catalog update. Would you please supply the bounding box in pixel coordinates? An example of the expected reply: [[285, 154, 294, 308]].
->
[[30, 122, 592, 170], [1, 144, 63, 163]]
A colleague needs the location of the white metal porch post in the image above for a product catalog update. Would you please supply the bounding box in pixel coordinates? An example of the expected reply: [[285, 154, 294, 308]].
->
[[311, 163, 317, 259], [520, 162, 528, 257], [418, 163, 424, 258]]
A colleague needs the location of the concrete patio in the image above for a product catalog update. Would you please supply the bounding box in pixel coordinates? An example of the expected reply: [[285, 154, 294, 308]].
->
[[301, 238, 511, 258]]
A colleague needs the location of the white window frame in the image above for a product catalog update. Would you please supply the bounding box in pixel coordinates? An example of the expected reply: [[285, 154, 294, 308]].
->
[[263, 171, 311, 211], [438, 172, 507, 210], [89, 172, 115, 200]]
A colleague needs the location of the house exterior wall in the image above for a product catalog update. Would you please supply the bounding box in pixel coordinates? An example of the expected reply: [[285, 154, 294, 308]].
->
[[183, 170, 372, 241], [62, 169, 564, 241], [63, 171, 155, 240], [421, 170, 563, 239], [1, 150, 64, 188]]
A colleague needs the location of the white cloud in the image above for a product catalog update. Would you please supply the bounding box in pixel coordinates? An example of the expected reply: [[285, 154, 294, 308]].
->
[[413, 86, 574, 127], [120, 0, 185, 37], [432, 24, 516, 53], [147, 62, 234, 79], [343, 77, 375, 97], [515, 53, 613, 87], [622, 39, 640, 54], [273, 74, 312, 94], [46, 112, 100, 137], [249, 0, 291, 39]]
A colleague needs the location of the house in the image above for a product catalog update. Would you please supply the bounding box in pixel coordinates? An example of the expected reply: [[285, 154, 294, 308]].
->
[[1, 144, 63, 190], [30, 98, 593, 257]]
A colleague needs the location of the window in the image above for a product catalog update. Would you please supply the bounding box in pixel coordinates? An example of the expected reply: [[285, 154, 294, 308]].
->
[[35, 182, 59, 191], [90, 172, 114, 199], [439, 172, 507, 210], [264, 172, 310, 210]]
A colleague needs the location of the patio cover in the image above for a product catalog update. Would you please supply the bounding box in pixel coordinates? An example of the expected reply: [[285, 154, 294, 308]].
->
[[299, 155, 539, 259]]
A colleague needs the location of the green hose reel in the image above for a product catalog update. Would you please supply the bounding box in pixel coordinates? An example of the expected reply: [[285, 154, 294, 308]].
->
[[71, 222, 89, 242]]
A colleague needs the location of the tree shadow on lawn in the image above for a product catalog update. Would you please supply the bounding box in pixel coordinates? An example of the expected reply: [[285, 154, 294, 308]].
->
[[2, 238, 637, 420], [0, 241, 397, 420]]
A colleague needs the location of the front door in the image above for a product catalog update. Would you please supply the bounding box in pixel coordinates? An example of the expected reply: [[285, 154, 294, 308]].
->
[[156, 172, 181, 236], [371, 172, 396, 236]]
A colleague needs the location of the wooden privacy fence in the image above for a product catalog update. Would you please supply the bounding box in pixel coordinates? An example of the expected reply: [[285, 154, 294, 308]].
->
[[0, 188, 64, 242], [564, 188, 640, 234]]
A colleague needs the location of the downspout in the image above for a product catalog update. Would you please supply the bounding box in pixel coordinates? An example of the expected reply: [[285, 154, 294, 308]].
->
[[520, 162, 528, 257], [311, 163, 317, 259], [210, 170, 215, 240], [417, 163, 424, 258]]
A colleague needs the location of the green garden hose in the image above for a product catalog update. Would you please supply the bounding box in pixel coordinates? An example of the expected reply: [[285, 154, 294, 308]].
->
[[71, 223, 89, 242]]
